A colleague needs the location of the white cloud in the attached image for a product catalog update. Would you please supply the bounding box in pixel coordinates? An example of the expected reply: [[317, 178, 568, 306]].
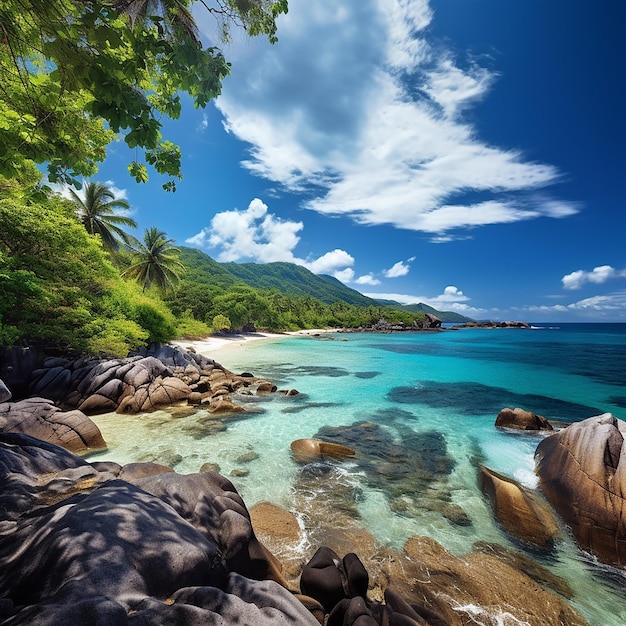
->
[[333, 267, 355, 283], [516, 291, 626, 320], [364, 284, 471, 309], [210, 0, 578, 238], [185, 198, 355, 275], [562, 265, 626, 290], [356, 274, 381, 286], [307, 249, 355, 274], [384, 257, 415, 278], [198, 113, 209, 132]]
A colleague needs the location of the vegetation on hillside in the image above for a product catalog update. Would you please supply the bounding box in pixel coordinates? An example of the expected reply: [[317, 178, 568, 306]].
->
[[0, 1, 463, 357]]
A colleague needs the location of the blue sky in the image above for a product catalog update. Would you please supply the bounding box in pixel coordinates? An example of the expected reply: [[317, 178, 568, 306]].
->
[[93, 0, 625, 322]]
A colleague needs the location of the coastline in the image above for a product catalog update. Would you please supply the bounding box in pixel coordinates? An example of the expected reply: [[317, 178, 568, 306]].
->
[[171, 329, 332, 357]]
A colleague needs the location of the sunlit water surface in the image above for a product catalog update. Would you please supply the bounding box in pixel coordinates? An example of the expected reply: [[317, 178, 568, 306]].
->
[[89, 324, 626, 625]]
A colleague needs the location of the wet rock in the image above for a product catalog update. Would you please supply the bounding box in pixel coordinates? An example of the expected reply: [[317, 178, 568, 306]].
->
[[290, 438, 356, 464], [384, 536, 588, 626], [250, 502, 301, 544], [535, 412, 626, 567], [231, 468, 250, 478], [200, 462, 221, 473], [479, 466, 561, 548], [0, 378, 12, 403], [0, 397, 106, 453], [236, 451, 259, 463], [496, 407, 553, 431]]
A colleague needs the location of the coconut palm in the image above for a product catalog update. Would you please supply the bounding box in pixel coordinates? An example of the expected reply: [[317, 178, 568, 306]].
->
[[123, 226, 184, 292], [70, 181, 137, 251]]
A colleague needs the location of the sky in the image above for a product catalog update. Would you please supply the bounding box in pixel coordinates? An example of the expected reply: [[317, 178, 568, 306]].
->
[[93, 0, 626, 322]]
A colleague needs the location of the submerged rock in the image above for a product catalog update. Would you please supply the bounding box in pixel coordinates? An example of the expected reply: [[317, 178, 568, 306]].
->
[[290, 438, 356, 464], [535, 413, 626, 567]]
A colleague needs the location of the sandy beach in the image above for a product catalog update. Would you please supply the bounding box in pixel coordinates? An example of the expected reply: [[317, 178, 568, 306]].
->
[[171, 329, 332, 357]]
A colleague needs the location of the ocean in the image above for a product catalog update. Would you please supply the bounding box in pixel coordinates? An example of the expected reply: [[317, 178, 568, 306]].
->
[[89, 323, 626, 625]]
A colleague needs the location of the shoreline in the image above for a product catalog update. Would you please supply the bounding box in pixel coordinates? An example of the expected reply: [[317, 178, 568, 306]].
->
[[171, 329, 333, 357]]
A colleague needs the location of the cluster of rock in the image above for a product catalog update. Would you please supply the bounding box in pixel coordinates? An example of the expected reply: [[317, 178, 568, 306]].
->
[[0, 344, 277, 453], [0, 432, 588, 626], [452, 320, 531, 329], [485, 407, 626, 570], [340, 313, 443, 334]]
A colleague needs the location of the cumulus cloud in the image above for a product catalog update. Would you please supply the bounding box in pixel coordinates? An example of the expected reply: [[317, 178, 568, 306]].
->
[[561, 265, 626, 290], [384, 257, 415, 278], [356, 274, 381, 286], [185, 198, 354, 276], [208, 0, 579, 239], [364, 285, 472, 310]]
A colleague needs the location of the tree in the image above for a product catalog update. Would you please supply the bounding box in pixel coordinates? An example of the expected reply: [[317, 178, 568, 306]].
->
[[123, 226, 184, 292], [0, 0, 288, 190], [69, 181, 137, 251]]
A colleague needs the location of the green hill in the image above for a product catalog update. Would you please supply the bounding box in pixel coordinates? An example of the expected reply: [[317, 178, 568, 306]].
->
[[222, 261, 376, 306], [177, 246, 470, 322], [373, 299, 473, 323]]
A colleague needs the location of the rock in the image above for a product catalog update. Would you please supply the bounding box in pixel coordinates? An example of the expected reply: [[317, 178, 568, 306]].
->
[[290, 438, 356, 464], [0, 397, 106, 453], [382, 536, 588, 626], [496, 407, 553, 431], [0, 433, 318, 625], [13, 345, 274, 418], [535, 413, 626, 566], [478, 466, 561, 548], [0, 378, 11, 403], [200, 462, 221, 473], [250, 502, 302, 544], [424, 313, 442, 328]]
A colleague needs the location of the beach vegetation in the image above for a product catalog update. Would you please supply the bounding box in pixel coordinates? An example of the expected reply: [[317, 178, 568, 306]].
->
[[211, 314, 232, 332]]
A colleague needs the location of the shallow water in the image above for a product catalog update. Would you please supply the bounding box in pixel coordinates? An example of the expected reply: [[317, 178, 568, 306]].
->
[[89, 324, 626, 625]]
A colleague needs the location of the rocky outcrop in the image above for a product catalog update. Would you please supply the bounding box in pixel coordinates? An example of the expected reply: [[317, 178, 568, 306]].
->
[[20, 344, 274, 416], [0, 432, 318, 625], [0, 397, 106, 453], [535, 413, 626, 567], [479, 466, 561, 548], [495, 407, 553, 431], [340, 316, 443, 333], [453, 320, 531, 329]]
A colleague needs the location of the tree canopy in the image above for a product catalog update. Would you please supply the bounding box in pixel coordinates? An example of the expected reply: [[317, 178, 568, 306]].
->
[[70, 181, 137, 251], [0, 0, 288, 190]]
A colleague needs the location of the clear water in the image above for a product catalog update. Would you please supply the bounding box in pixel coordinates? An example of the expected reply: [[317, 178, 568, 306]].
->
[[88, 323, 626, 625]]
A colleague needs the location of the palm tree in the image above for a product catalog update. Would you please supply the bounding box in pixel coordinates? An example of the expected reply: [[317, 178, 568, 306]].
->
[[70, 181, 137, 251], [123, 226, 184, 292]]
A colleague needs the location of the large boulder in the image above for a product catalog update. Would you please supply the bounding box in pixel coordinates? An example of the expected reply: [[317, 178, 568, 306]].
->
[[535, 413, 626, 567], [0, 397, 106, 452], [478, 466, 561, 548], [0, 433, 318, 625], [496, 407, 553, 431]]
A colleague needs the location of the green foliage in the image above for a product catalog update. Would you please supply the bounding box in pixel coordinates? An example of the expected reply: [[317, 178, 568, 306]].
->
[[211, 314, 232, 332], [123, 227, 185, 292], [0, 187, 177, 355], [133, 301, 177, 343], [0, 0, 287, 189], [69, 180, 137, 251], [175, 313, 212, 339]]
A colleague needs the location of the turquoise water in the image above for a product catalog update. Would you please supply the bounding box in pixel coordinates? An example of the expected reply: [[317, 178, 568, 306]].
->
[[89, 324, 626, 625]]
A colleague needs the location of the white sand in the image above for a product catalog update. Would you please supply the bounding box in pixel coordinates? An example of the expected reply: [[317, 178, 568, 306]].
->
[[170, 329, 334, 357]]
